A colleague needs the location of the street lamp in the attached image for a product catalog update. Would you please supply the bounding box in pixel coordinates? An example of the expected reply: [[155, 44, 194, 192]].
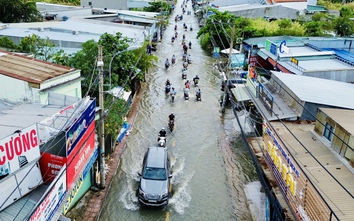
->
[[108, 45, 139, 90]]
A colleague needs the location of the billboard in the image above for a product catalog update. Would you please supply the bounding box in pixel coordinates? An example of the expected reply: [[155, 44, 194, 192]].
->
[[66, 121, 96, 189], [66, 99, 95, 156], [39, 152, 66, 183], [29, 165, 66, 221], [0, 124, 40, 176]]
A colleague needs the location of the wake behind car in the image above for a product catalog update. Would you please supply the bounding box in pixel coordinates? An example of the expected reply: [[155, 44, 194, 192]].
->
[[138, 147, 172, 206]]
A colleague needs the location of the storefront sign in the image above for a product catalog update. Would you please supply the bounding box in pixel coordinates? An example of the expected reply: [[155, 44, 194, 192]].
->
[[0, 124, 40, 175], [66, 99, 95, 155]]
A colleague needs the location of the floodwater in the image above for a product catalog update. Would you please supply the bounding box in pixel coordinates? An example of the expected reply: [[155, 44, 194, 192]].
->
[[99, 1, 260, 220]]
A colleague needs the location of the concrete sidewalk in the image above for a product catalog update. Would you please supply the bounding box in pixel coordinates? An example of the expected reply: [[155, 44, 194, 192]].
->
[[66, 87, 142, 221]]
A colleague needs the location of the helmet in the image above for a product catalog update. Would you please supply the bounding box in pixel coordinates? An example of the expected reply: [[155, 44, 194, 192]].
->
[[196, 75, 198, 77], [162, 127, 165, 130]]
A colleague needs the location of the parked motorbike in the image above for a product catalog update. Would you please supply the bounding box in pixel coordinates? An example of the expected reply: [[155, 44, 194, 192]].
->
[[168, 120, 175, 132]]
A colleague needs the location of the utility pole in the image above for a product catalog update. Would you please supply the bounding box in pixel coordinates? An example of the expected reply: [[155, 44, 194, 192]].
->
[[98, 45, 106, 189], [221, 23, 235, 113]]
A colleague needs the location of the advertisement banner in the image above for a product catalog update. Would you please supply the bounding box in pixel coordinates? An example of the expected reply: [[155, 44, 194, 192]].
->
[[39, 153, 66, 183], [66, 121, 96, 189], [63, 148, 98, 214], [0, 124, 40, 176], [66, 99, 95, 156], [29, 165, 66, 221]]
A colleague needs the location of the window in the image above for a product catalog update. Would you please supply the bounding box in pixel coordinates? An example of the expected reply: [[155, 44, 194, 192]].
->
[[323, 122, 334, 142]]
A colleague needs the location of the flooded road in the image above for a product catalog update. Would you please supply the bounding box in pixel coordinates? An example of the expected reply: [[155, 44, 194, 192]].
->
[[99, 1, 260, 220]]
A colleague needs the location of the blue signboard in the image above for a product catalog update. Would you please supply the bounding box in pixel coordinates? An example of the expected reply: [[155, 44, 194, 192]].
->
[[66, 99, 96, 156], [270, 42, 277, 56]]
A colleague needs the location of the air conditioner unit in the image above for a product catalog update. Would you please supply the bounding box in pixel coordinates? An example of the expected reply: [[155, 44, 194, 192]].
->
[[38, 27, 44, 32], [72, 30, 79, 35]]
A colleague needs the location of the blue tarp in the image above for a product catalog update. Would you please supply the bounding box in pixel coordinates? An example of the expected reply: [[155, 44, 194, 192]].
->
[[117, 122, 130, 142]]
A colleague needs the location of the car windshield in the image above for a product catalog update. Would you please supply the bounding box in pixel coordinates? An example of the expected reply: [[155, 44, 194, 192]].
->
[[143, 167, 167, 180]]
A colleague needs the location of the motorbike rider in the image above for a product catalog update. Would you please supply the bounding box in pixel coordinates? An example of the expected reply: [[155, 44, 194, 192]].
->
[[182, 68, 187, 79], [184, 87, 190, 98], [193, 75, 199, 85], [165, 79, 171, 86], [175, 31, 178, 38], [196, 87, 201, 100], [171, 36, 175, 43], [187, 54, 192, 64], [169, 112, 175, 123], [182, 53, 187, 61], [185, 79, 191, 89], [172, 55, 176, 64], [158, 127, 167, 141], [183, 34, 186, 40], [183, 60, 188, 69], [174, 25, 177, 31], [165, 58, 170, 68], [188, 41, 192, 49], [170, 87, 176, 100]]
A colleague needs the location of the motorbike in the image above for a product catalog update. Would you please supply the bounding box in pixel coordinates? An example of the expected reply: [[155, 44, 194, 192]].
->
[[184, 89, 189, 100], [196, 90, 201, 101], [171, 93, 175, 103], [188, 42, 192, 49], [182, 69, 187, 79], [171, 37, 175, 43], [158, 136, 166, 147], [165, 62, 170, 70], [172, 58, 176, 65], [193, 78, 199, 86], [187, 58, 191, 64], [165, 84, 171, 94], [190, 26, 193, 31], [168, 120, 175, 132], [183, 62, 188, 69]]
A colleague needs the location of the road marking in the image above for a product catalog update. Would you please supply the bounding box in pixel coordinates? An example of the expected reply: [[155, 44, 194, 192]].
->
[[165, 210, 170, 221]]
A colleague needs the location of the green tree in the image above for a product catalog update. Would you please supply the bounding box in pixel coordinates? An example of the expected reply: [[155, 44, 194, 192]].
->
[[0, 37, 19, 50], [334, 16, 354, 36], [304, 21, 324, 36], [0, 0, 41, 23], [19, 34, 57, 60]]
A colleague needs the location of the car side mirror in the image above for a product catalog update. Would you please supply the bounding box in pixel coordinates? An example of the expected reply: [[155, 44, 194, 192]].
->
[[138, 172, 142, 176], [168, 174, 172, 178]]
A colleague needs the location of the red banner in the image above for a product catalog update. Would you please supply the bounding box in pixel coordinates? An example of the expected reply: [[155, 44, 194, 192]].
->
[[39, 152, 66, 183], [66, 121, 95, 189]]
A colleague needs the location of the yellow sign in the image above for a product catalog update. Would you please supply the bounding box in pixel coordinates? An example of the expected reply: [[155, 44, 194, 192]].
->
[[267, 141, 297, 196], [290, 57, 298, 65]]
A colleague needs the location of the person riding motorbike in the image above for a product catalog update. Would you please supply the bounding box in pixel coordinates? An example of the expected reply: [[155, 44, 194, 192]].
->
[[196, 87, 201, 101], [193, 75, 199, 86], [174, 25, 177, 31], [183, 60, 188, 69], [188, 41, 192, 49], [170, 87, 176, 102], [183, 34, 186, 40], [175, 31, 178, 38], [165, 79, 171, 86], [182, 53, 187, 61], [169, 112, 175, 123], [187, 54, 192, 64], [158, 127, 167, 141], [190, 26, 193, 31], [172, 55, 176, 64], [185, 79, 191, 89], [171, 36, 175, 43], [184, 87, 190, 99], [165, 59, 170, 69], [182, 68, 187, 79]]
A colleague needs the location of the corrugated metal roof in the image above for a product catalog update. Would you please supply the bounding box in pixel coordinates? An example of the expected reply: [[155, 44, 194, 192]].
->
[[0, 51, 74, 84], [319, 108, 354, 135], [0, 98, 79, 139], [272, 71, 354, 109]]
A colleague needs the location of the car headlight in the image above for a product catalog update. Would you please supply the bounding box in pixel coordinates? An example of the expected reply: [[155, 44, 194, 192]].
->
[[160, 191, 168, 198], [139, 188, 146, 197]]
